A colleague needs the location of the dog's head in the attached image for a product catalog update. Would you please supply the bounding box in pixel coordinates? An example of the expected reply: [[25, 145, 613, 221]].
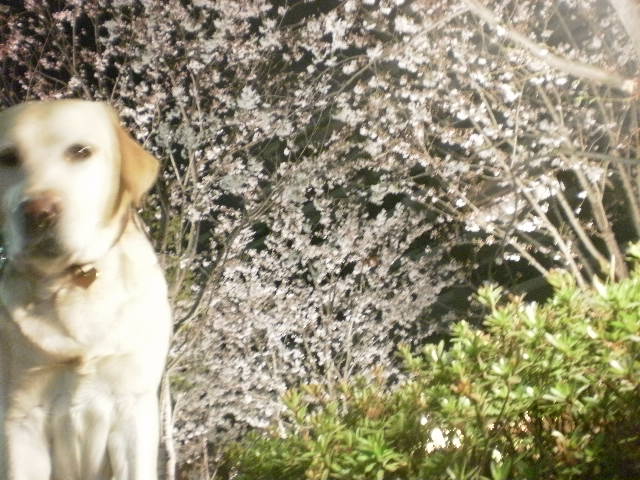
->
[[0, 100, 159, 274]]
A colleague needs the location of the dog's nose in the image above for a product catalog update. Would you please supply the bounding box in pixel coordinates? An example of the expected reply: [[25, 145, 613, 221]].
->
[[20, 193, 61, 232]]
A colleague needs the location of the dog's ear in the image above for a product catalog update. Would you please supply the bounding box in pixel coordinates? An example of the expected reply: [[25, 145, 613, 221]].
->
[[114, 122, 159, 207]]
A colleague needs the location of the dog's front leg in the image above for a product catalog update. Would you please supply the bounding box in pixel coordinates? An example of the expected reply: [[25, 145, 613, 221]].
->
[[108, 393, 160, 480], [0, 342, 6, 479], [4, 411, 52, 480], [0, 335, 51, 480]]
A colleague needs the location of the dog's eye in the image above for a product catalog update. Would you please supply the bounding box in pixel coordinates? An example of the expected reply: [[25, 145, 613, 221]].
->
[[0, 148, 20, 168], [66, 144, 93, 161]]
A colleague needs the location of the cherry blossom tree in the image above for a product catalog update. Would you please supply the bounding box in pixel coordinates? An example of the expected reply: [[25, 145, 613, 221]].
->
[[1, 0, 638, 477]]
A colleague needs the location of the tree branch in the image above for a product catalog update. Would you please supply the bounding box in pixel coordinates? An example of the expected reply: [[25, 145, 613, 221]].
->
[[462, 0, 637, 94], [609, 0, 640, 63]]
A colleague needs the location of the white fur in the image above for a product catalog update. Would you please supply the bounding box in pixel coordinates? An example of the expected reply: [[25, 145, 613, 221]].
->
[[0, 100, 171, 480]]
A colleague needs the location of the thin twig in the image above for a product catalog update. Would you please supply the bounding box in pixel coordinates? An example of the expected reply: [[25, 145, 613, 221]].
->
[[161, 373, 176, 480]]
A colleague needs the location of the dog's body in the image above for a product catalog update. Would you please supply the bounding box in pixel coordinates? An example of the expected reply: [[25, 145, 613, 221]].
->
[[0, 100, 171, 480]]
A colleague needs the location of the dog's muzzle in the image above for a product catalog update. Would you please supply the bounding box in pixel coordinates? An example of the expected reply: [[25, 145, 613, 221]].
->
[[17, 191, 63, 257], [20, 193, 60, 232]]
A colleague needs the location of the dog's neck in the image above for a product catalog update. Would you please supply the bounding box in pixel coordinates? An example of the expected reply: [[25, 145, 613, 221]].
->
[[64, 209, 133, 289]]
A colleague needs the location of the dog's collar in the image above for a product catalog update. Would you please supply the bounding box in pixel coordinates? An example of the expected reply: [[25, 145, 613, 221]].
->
[[67, 264, 99, 289]]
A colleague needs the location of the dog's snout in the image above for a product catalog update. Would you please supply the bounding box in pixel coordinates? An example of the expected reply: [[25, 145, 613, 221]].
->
[[20, 193, 61, 232]]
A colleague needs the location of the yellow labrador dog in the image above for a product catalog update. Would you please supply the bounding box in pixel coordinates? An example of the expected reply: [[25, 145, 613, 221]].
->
[[0, 100, 171, 480]]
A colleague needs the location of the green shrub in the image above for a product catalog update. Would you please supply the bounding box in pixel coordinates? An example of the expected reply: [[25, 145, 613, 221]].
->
[[221, 258, 640, 480]]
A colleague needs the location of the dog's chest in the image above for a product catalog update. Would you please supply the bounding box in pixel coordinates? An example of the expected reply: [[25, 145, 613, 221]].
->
[[2, 274, 133, 361]]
